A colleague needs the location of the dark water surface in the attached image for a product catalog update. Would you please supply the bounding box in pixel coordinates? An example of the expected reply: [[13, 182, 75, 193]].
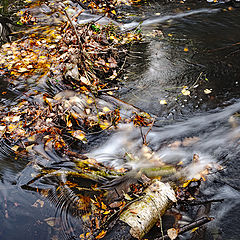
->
[[1, 0, 240, 239]]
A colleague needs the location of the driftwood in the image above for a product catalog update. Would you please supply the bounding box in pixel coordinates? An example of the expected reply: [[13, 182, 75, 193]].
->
[[104, 180, 177, 240]]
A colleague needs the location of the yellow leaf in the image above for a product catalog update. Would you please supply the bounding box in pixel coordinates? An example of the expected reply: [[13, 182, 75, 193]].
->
[[96, 230, 106, 239], [123, 193, 132, 201], [99, 120, 110, 130], [191, 227, 199, 232], [204, 89, 212, 94], [101, 202, 107, 209], [87, 98, 93, 104], [11, 145, 19, 152], [111, 10, 116, 15], [103, 107, 110, 112], [71, 130, 87, 143], [26, 144, 35, 152], [181, 86, 190, 96], [159, 100, 167, 105], [8, 124, 17, 132], [103, 210, 110, 215], [18, 67, 28, 73]]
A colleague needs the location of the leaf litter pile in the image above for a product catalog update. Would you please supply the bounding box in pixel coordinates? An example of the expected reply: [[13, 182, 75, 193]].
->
[[0, 0, 224, 239]]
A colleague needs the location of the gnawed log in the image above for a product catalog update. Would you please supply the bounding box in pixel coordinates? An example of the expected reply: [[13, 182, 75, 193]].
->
[[104, 180, 177, 240]]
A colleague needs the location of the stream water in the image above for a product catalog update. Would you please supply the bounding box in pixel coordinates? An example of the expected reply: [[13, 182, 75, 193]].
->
[[1, 0, 240, 239]]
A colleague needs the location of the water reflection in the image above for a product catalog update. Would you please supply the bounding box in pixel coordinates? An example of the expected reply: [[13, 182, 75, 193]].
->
[[121, 6, 240, 118]]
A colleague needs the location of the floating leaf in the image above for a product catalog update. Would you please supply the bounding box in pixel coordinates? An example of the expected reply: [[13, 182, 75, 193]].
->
[[204, 89, 212, 94], [167, 228, 179, 240], [99, 120, 110, 130], [181, 86, 190, 96], [123, 193, 132, 201], [103, 107, 111, 112], [32, 199, 44, 208], [11, 145, 19, 152], [159, 100, 167, 105], [44, 217, 56, 227], [70, 130, 87, 143], [18, 67, 28, 72], [80, 76, 91, 85], [103, 210, 111, 215]]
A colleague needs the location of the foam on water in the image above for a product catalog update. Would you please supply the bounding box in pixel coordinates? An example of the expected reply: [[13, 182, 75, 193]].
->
[[89, 101, 240, 179]]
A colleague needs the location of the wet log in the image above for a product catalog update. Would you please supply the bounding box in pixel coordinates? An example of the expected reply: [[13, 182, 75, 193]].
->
[[104, 180, 177, 240]]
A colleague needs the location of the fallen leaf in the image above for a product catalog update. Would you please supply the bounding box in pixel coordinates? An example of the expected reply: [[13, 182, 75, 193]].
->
[[103, 210, 110, 215], [103, 107, 111, 112], [0, 125, 6, 131], [204, 89, 212, 94], [80, 76, 91, 85], [96, 230, 106, 239], [129, 209, 138, 214], [11, 145, 19, 152], [182, 137, 200, 146], [71, 130, 87, 142], [181, 86, 190, 96], [18, 67, 28, 72], [32, 199, 44, 208], [167, 228, 179, 240], [44, 217, 56, 227], [159, 100, 167, 105], [109, 201, 122, 208], [123, 193, 132, 201], [99, 120, 110, 130]]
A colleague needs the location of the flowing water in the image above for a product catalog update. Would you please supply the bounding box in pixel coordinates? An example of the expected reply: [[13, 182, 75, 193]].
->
[[1, 0, 240, 239]]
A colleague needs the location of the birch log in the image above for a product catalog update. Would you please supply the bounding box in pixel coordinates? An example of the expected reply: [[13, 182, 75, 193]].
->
[[104, 179, 177, 240]]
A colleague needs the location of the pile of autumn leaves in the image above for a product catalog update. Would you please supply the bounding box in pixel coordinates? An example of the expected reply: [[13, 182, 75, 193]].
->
[[0, 0, 146, 155]]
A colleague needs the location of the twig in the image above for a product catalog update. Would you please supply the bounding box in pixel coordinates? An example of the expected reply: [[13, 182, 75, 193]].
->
[[207, 41, 240, 53], [91, 195, 145, 239], [156, 216, 214, 240], [185, 198, 224, 206], [214, 179, 240, 191], [143, 118, 155, 145], [63, 9, 82, 48], [98, 87, 119, 93]]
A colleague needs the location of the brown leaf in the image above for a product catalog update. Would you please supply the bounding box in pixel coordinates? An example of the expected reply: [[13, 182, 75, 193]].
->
[[96, 230, 106, 239], [167, 228, 179, 240]]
